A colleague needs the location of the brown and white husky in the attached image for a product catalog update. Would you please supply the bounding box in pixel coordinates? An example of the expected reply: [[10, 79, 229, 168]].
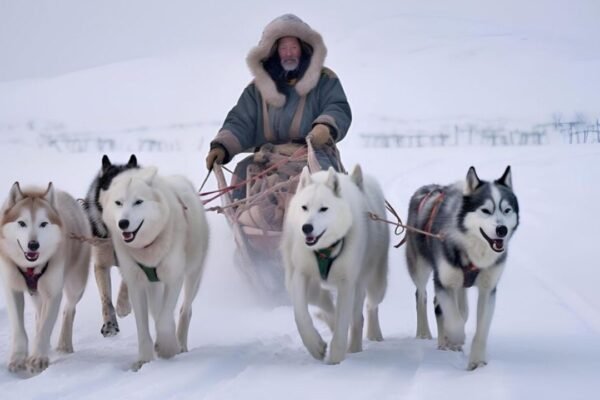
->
[[0, 182, 91, 374]]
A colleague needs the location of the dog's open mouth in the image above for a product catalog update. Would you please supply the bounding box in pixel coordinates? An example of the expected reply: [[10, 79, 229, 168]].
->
[[480, 228, 505, 253], [122, 220, 144, 243], [25, 251, 39, 262], [305, 230, 325, 247], [17, 240, 40, 262]]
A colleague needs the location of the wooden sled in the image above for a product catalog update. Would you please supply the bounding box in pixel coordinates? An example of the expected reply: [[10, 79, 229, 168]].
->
[[210, 139, 340, 303]]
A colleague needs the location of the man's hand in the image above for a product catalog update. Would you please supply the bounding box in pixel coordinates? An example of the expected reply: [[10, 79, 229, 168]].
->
[[307, 124, 332, 148], [205, 147, 226, 170]]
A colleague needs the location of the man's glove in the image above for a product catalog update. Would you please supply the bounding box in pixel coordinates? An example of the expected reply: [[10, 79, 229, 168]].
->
[[307, 124, 332, 148], [205, 147, 226, 170]]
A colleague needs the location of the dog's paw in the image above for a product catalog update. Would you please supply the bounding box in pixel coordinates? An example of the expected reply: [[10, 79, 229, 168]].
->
[[467, 360, 488, 371], [155, 339, 180, 359], [131, 360, 149, 372], [26, 355, 49, 374], [57, 342, 73, 354], [305, 336, 327, 361], [8, 357, 27, 373], [415, 330, 432, 340], [437, 335, 463, 352], [326, 349, 346, 365], [367, 328, 384, 342], [116, 298, 131, 318], [326, 340, 348, 365], [347, 341, 363, 354], [101, 320, 120, 337], [438, 342, 463, 352]]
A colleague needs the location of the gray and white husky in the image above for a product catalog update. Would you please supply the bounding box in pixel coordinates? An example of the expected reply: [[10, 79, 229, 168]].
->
[[83, 154, 138, 337], [405, 166, 519, 370]]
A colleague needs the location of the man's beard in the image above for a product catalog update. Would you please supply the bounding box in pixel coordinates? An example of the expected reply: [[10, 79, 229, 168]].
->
[[281, 58, 299, 72]]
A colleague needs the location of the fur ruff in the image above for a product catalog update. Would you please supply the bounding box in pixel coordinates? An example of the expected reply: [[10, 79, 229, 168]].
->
[[246, 14, 327, 107]]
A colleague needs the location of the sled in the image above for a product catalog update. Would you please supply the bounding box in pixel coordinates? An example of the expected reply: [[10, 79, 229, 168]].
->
[[208, 139, 342, 303]]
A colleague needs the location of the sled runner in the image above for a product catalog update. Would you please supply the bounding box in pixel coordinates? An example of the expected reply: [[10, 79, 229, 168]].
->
[[206, 139, 343, 302]]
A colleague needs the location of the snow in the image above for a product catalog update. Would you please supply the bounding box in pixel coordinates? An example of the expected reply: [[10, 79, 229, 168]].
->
[[0, 0, 599, 398]]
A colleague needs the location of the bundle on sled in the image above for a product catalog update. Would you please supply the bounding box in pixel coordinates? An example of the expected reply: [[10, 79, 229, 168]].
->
[[207, 139, 343, 302]]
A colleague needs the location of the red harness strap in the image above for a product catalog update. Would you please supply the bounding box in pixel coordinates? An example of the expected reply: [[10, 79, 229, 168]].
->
[[418, 190, 445, 237], [17, 263, 49, 294]]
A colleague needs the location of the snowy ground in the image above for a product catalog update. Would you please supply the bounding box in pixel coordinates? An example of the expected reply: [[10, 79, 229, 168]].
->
[[1, 1, 599, 399]]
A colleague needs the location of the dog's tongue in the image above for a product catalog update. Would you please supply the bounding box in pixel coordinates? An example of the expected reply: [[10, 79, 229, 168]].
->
[[123, 232, 134, 241]]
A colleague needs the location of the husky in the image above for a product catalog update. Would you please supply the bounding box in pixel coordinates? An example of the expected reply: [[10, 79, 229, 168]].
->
[[0, 183, 91, 374], [83, 154, 138, 337], [281, 166, 389, 364], [101, 166, 209, 371], [406, 166, 519, 370]]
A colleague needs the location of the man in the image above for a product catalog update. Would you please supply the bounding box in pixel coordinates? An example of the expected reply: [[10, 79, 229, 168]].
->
[[205, 14, 352, 175]]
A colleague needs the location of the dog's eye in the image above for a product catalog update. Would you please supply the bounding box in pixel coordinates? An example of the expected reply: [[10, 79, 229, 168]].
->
[[40, 222, 48, 228], [17, 221, 26, 228], [134, 199, 144, 206], [115, 200, 122, 206], [481, 208, 492, 215], [301, 205, 308, 211], [319, 207, 328, 213], [504, 208, 512, 214]]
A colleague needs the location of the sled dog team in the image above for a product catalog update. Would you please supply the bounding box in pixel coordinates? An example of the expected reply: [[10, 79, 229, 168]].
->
[[0, 155, 519, 374]]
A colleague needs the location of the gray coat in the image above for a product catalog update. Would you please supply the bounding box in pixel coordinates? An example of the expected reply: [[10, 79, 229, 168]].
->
[[210, 14, 351, 169]]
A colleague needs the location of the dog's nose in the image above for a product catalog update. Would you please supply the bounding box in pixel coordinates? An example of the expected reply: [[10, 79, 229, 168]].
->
[[118, 219, 130, 230], [496, 225, 508, 238], [28, 240, 39, 251], [302, 224, 313, 234]]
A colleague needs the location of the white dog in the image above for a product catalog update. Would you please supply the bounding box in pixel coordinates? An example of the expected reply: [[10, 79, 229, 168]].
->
[[281, 166, 389, 364], [101, 167, 208, 371], [0, 182, 90, 374]]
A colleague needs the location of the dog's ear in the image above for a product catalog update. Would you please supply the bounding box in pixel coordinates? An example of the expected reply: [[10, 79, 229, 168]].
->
[[43, 182, 57, 208], [7, 182, 25, 208], [465, 166, 481, 194], [496, 166, 512, 189], [127, 154, 138, 168], [298, 166, 312, 190], [350, 164, 364, 191], [140, 167, 158, 185], [101, 155, 112, 174], [325, 167, 341, 197]]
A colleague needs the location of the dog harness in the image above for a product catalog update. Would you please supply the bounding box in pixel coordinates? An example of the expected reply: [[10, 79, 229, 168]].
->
[[17, 263, 49, 294], [313, 238, 344, 280], [462, 262, 480, 288], [418, 189, 481, 287], [136, 262, 160, 282]]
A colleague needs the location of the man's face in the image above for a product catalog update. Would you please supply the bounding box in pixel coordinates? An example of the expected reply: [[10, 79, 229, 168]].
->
[[278, 36, 301, 71]]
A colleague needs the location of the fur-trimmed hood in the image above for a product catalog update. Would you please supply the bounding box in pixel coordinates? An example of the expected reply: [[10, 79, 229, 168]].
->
[[246, 14, 327, 107]]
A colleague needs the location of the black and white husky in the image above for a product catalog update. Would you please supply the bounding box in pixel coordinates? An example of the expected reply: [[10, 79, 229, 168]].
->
[[82, 154, 139, 336], [405, 166, 519, 370]]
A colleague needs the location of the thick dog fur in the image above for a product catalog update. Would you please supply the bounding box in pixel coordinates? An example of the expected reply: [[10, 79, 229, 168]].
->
[[83, 154, 138, 337], [405, 166, 519, 370], [281, 166, 389, 364], [101, 166, 209, 371], [0, 183, 91, 374]]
